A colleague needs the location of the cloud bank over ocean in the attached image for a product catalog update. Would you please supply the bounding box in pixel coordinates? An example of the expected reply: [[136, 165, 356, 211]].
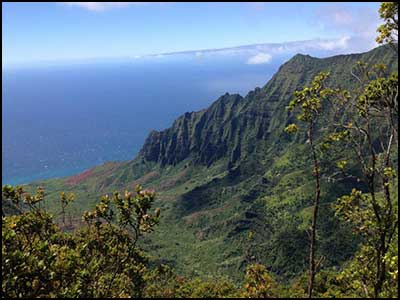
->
[[138, 36, 373, 65]]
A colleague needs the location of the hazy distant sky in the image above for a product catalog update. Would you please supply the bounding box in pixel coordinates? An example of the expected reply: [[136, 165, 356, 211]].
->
[[2, 2, 381, 67]]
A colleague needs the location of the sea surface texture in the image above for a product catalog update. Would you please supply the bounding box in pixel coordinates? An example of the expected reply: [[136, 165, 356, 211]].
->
[[2, 54, 284, 184]]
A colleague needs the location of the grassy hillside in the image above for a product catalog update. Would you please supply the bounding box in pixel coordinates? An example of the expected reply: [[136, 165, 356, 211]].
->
[[24, 44, 398, 283]]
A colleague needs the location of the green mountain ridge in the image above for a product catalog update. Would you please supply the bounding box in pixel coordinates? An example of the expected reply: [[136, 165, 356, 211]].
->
[[26, 45, 398, 282]]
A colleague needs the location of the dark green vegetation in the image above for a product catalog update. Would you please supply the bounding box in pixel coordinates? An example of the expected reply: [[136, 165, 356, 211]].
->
[[2, 185, 160, 297], [3, 3, 398, 296]]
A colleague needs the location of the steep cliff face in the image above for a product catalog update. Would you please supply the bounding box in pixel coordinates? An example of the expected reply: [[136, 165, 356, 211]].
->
[[139, 93, 255, 166]]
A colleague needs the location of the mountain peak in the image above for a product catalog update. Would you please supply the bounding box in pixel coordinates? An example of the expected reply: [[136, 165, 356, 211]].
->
[[293, 53, 313, 58], [288, 53, 317, 63]]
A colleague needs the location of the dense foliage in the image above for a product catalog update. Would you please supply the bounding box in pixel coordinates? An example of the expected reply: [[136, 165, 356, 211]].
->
[[2, 185, 161, 297], [1, 185, 288, 298], [285, 63, 398, 297]]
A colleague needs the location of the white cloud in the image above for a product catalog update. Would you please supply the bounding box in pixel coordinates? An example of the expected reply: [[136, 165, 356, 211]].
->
[[315, 36, 350, 50], [63, 2, 151, 12], [314, 5, 380, 52], [246, 53, 272, 64], [317, 6, 379, 37], [331, 10, 353, 25], [140, 36, 369, 62]]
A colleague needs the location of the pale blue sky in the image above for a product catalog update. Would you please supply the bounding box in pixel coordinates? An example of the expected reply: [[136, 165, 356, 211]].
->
[[2, 2, 381, 67]]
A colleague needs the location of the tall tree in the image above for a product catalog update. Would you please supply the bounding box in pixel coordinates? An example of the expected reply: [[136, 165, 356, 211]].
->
[[329, 63, 398, 298], [285, 71, 336, 298]]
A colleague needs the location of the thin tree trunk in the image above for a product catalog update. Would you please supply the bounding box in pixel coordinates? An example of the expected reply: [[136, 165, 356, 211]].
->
[[308, 123, 321, 298], [374, 127, 395, 297]]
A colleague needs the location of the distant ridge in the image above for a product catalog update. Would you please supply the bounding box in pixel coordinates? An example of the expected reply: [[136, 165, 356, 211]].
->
[[139, 37, 361, 58]]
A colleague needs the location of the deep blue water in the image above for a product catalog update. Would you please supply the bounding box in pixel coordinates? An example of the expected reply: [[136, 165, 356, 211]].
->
[[2, 53, 289, 185]]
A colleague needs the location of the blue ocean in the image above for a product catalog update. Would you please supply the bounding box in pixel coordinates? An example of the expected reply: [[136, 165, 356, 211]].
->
[[2, 53, 289, 185]]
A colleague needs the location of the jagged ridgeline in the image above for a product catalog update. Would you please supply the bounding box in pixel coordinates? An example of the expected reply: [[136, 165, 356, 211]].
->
[[26, 45, 398, 281]]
